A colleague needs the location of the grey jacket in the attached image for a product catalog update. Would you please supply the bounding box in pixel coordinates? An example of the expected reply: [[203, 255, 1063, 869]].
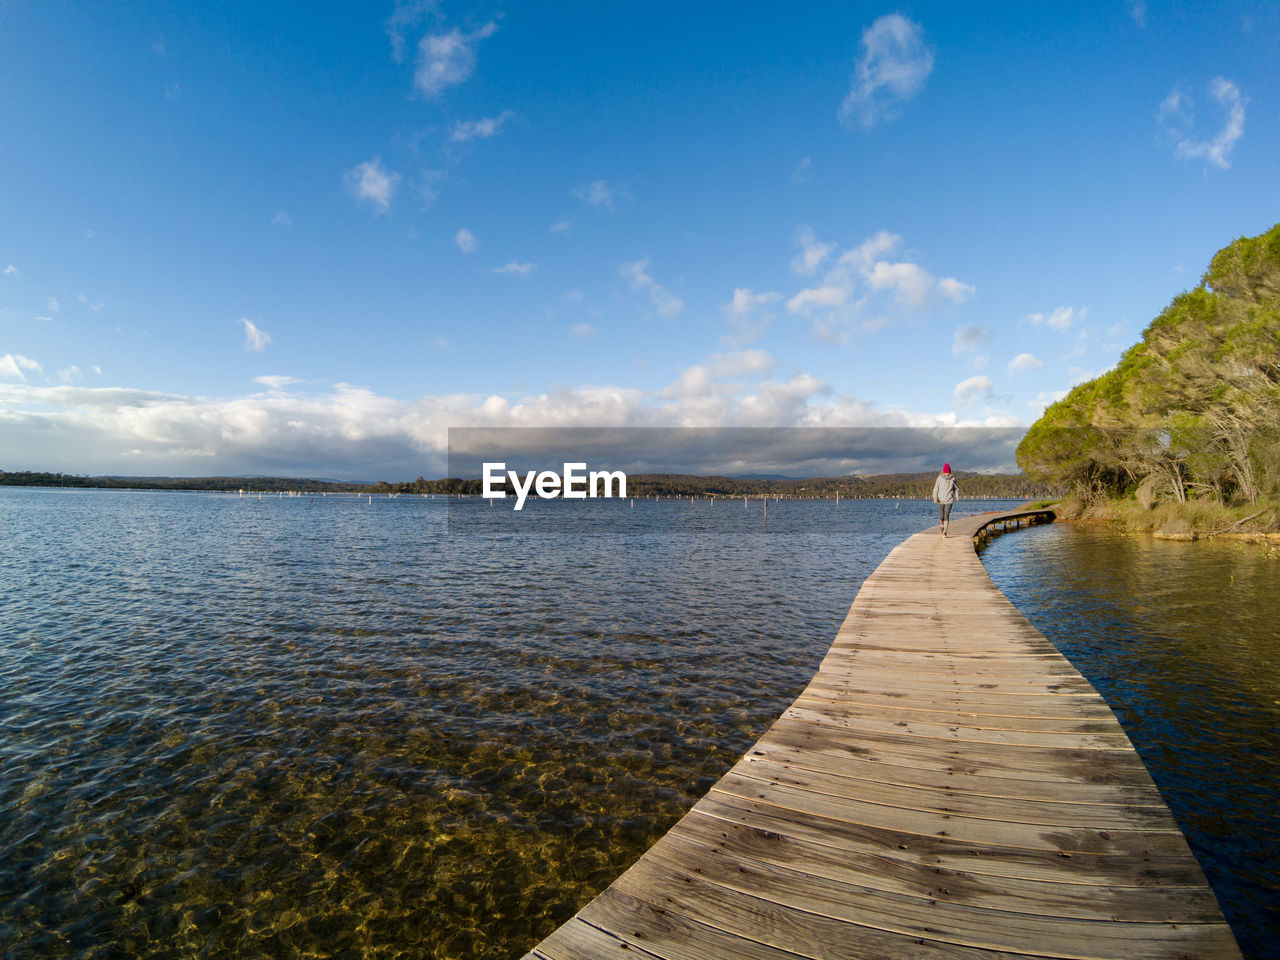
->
[[932, 473, 958, 504]]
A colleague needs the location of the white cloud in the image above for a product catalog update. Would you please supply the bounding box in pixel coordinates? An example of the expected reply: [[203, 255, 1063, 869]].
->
[[0, 364, 1033, 478], [865, 261, 963, 309], [1158, 77, 1246, 170], [570, 323, 596, 338], [47, 297, 60, 312], [787, 229, 971, 327], [549, 220, 572, 233], [1032, 390, 1069, 414], [572, 180, 622, 211], [454, 228, 479, 252], [450, 110, 515, 142], [1128, 0, 1147, 27], [792, 156, 812, 185], [411, 167, 448, 210], [1059, 342, 1087, 363], [937, 277, 974, 301], [385, 0, 438, 63], [2, 264, 17, 276], [722, 287, 781, 345], [93, 365, 103, 376], [1025, 306, 1078, 332], [271, 210, 293, 228], [414, 21, 497, 98], [621, 258, 683, 317], [952, 324, 990, 356], [254, 375, 303, 389], [493, 261, 537, 277], [790, 225, 835, 276], [58, 365, 84, 384], [0, 354, 42, 381], [662, 350, 779, 402], [786, 285, 847, 314], [78, 294, 104, 313], [840, 14, 934, 127], [1008, 352, 1043, 374], [954, 375, 995, 409], [345, 157, 399, 213], [239, 318, 272, 353], [726, 288, 782, 316]]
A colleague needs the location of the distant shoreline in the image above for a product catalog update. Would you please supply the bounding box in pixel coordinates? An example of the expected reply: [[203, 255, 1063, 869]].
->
[[1, 469, 1060, 501]]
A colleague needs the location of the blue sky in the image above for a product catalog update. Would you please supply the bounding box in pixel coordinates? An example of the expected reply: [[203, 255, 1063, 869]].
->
[[1, 1, 1277, 479]]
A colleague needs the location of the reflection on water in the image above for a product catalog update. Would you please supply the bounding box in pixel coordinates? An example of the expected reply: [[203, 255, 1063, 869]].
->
[[2, 489, 1009, 959], [981, 522, 1280, 960]]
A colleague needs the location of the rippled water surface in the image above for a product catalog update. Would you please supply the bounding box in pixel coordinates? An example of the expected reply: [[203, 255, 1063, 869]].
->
[[2, 488, 1021, 960], [982, 522, 1280, 960]]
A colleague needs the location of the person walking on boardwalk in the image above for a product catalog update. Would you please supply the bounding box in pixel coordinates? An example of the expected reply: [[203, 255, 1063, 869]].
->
[[932, 463, 959, 537]]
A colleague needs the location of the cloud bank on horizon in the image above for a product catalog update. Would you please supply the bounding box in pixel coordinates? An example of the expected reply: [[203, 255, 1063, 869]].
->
[[1, 2, 1275, 479]]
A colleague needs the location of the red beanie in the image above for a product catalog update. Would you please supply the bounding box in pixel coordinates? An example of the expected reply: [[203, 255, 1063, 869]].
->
[[943, 463, 951, 473]]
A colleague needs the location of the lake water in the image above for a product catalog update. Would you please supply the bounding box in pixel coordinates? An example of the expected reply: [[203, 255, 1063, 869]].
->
[[982, 522, 1280, 960], [1, 490, 1275, 959]]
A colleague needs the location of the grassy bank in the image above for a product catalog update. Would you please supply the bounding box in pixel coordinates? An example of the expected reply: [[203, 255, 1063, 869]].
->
[[1025, 496, 1280, 542]]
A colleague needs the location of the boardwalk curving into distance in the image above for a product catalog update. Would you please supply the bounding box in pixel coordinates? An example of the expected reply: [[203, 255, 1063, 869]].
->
[[523, 509, 1241, 960]]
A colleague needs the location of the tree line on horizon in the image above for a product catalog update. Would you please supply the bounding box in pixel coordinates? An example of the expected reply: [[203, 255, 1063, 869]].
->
[[1017, 223, 1280, 514], [0, 472, 364, 493], [2, 468, 1060, 500], [369, 471, 1059, 499]]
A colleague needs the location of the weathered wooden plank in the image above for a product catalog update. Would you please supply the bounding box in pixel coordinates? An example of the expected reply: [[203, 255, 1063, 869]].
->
[[665, 812, 1226, 921], [688, 791, 1214, 888], [522, 510, 1241, 959], [556, 885, 1034, 960], [728, 757, 1177, 830], [783, 699, 1137, 749], [631, 836, 1238, 958], [705, 778, 1193, 856], [798, 689, 1118, 720], [608, 853, 1238, 960], [796, 688, 1124, 728], [758, 718, 1161, 787], [742, 736, 1168, 807]]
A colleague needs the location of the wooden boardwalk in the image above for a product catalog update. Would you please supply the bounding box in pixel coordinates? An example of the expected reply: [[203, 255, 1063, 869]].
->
[[522, 509, 1241, 960]]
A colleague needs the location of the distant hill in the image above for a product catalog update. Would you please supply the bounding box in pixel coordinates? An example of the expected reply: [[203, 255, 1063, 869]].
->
[[0, 472, 365, 493]]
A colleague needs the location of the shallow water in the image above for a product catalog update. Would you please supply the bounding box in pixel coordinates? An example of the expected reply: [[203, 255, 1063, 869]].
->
[[4, 492, 1276, 959], [982, 522, 1280, 960], [1, 488, 999, 960]]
